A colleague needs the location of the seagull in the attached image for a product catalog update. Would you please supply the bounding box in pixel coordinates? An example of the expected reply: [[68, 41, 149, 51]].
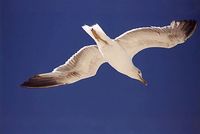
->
[[21, 20, 197, 88]]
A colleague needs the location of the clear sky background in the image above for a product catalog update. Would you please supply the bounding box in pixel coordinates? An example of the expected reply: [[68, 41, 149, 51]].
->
[[1, 0, 200, 134]]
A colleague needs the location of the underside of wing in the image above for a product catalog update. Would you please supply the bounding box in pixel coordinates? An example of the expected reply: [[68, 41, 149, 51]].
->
[[21, 45, 105, 88], [115, 20, 197, 58]]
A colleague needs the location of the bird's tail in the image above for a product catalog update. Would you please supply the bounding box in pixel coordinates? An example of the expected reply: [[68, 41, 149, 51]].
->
[[82, 24, 110, 42], [21, 72, 65, 88]]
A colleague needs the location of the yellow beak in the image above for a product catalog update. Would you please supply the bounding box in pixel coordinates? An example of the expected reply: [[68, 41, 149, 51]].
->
[[138, 75, 148, 86]]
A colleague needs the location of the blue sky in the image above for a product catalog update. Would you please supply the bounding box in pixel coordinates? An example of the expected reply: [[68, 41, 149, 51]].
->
[[1, 0, 200, 134]]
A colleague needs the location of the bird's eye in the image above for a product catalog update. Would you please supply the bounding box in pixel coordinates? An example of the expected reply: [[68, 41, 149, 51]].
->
[[138, 71, 141, 74]]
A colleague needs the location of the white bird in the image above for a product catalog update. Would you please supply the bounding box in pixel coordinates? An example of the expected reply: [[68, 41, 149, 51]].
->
[[21, 20, 197, 88]]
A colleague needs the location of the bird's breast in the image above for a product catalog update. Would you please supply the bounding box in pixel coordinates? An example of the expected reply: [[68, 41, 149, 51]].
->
[[98, 41, 133, 73]]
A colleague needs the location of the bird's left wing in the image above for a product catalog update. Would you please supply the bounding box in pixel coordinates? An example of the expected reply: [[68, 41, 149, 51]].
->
[[21, 45, 105, 88], [115, 20, 197, 58]]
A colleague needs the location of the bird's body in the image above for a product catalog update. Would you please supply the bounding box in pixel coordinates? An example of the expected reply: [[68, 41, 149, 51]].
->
[[21, 20, 197, 88], [82, 24, 140, 81]]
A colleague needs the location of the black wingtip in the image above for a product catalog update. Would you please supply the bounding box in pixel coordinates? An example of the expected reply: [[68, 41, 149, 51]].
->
[[21, 75, 62, 88], [174, 19, 197, 39], [182, 20, 197, 37]]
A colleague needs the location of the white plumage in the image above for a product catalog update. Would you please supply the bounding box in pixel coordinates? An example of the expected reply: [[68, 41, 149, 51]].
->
[[21, 20, 197, 88]]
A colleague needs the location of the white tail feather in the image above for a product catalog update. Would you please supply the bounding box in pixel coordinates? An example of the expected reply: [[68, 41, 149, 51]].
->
[[82, 24, 110, 42]]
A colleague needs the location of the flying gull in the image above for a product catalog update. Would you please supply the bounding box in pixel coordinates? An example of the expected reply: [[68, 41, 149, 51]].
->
[[21, 20, 197, 88]]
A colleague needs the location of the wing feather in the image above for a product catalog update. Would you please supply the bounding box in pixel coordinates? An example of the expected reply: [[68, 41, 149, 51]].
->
[[115, 20, 197, 58], [21, 45, 105, 88]]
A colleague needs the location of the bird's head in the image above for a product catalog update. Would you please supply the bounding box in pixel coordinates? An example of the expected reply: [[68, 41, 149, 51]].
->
[[134, 70, 147, 86]]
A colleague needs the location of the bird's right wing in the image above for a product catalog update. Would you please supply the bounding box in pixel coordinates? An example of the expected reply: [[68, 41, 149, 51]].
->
[[21, 45, 105, 88], [115, 20, 197, 58]]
